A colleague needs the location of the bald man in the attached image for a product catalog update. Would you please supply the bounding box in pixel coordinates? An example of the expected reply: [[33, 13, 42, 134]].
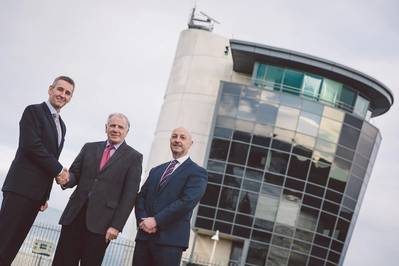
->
[[132, 127, 208, 266]]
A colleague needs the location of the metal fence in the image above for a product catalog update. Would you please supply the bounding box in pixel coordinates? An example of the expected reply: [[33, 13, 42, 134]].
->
[[13, 222, 135, 266], [12, 222, 221, 266]]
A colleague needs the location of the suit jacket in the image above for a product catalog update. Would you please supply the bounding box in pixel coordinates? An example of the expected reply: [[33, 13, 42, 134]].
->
[[59, 141, 142, 234], [135, 158, 208, 249], [2, 102, 65, 202]]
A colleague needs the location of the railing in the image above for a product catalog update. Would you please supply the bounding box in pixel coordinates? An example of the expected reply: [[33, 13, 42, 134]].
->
[[13, 222, 221, 266], [252, 78, 357, 112], [13, 222, 135, 266]]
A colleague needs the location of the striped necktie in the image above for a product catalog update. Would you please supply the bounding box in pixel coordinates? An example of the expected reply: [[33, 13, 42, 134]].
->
[[158, 160, 179, 188], [52, 113, 62, 146]]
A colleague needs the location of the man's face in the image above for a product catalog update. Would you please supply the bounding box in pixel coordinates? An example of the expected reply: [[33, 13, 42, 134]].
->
[[170, 127, 193, 159], [106, 116, 129, 145], [48, 79, 74, 111]]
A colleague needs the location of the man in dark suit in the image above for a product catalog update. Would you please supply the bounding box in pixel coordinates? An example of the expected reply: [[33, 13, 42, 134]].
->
[[132, 127, 208, 266], [0, 76, 74, 265], [52, 113, 142, 266]]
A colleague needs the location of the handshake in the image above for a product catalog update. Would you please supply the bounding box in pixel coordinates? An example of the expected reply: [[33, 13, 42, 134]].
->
[[55, 168, 70, 186]]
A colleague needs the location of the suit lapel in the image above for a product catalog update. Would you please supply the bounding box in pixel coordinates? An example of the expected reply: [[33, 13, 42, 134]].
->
[[157, 158, 193, 193], [95, 142, 106, 173], [99, 142, 128, 172], [59, 116, 66, 150], [41, 102, 59, 149]]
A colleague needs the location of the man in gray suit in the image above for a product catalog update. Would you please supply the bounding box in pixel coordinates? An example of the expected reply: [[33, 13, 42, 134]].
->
[[52, 113, 142, 266]]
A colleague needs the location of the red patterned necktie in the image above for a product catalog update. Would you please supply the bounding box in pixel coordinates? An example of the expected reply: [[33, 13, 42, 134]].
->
[[158, 160, 179, 187], [99, 145, 115, 170]]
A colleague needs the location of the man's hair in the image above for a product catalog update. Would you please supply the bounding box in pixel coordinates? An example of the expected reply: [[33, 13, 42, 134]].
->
[[52, 76, 75, 89], [107, 113, 130, 130]]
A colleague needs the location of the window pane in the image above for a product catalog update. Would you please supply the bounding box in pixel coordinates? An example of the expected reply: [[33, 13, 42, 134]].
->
[[276, 190, 301, 227], [195, 217, 213, 230], [219, 187, 239, 211], [200, 184, 221, 206], [255, 63, 267, 80], [247, 146, 269, 169], [214, 127, 232, 139], [339, 86, 356, 111], [345, 176, 363, 199], [226, 164, 244, 177], [297, 111, 321, 137], [317, 212, 337, 236], [266, 65, 284, 91], [339, 124, 360, 149], [334, 218, 350, 242], [308, 161, 331, 186], [283, 69, 304, 95], [276, 106, 300, 131], [246, 242, 268, 265], [252, 134, 271, 147], [267, 246, 290, 266], [319, 117, 342, 143], [233, 130, 251, 142], [197, 205, 216, 219], [288, 252, 308, 266], [287, 154, 311, 180], [208, 172, 222, 184], [207, 160, 225, 173], [228, 142, 249, 165], [218, 94, 239, 117], [223, 175, 242, 188], [216, 209, 234, 223], [256, 184, 281, 222], [222, 82, 242, 95], [238, 191, 258, 215], [353, 95, 369, 118], [209, 138, 229, 160], [252, 229, 272, 243], [320, 79, 342, 105], [235, 214, 253, 227], [237, 97, 257, 121], [245, 168, 263, 181], [214, 221, 232, 234], [255, 103, 278, 125], [297, 206, 319, 231], [266, 150, 289, 175], [302, 74, 322, 100]]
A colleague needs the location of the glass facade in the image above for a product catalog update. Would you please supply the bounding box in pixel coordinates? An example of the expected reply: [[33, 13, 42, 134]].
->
[[194, 81, 381, 266], [253, 63, 370, 118]]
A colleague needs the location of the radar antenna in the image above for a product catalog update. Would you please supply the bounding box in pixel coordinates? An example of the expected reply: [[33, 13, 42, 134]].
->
[[188, 8, 220, 32]]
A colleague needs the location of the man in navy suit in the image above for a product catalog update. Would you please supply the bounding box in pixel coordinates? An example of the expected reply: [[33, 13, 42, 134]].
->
[[0, 76, 74, 265], [132, 127, 208, 266]]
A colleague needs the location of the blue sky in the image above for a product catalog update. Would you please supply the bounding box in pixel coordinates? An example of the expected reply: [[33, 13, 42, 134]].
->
[[0, 0, 398, 265]]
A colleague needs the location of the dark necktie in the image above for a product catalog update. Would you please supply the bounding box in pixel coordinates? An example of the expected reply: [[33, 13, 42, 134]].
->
[[52, 113, 62, 146], [100, 145, 115, 170], [158, 160, 179, 187]]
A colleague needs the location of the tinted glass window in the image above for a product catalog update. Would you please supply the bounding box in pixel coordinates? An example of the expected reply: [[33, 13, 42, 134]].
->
[[219, 187, 239, 211], [228, 142, 249, 165], [267, 150, 289, 175], [339, 124, 360, 149], [209, 138, 229, 160], [287, 154, 311, 180], [238, 191, 258, 215], [246, 242, 268, 265], [200, 184, 220, 206], [247, 146, 269, 169]]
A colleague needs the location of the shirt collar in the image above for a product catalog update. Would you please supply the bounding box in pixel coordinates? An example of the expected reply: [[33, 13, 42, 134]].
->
[[174, 154, 189, 165], [106, 140, 123, 150], [45, 101, 59, 116]]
